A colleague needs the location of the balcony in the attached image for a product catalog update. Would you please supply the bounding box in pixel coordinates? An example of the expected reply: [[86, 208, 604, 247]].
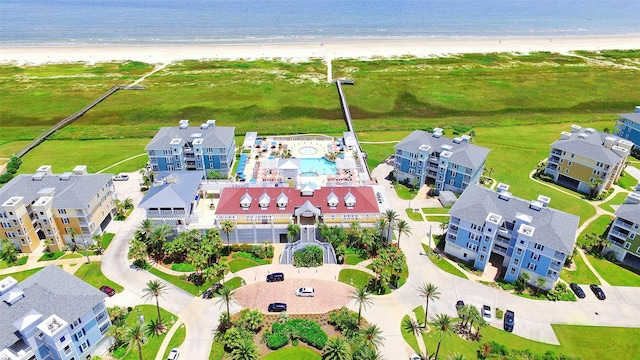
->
[[551, 149, 563, 156], [547, 156, 561, 164]]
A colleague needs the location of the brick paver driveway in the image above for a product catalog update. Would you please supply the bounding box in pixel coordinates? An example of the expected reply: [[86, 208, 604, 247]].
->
[[234, 278, 353, 314]]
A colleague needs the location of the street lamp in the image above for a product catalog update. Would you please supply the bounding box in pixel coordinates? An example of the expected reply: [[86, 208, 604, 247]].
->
[[82, 236, 90, 264]]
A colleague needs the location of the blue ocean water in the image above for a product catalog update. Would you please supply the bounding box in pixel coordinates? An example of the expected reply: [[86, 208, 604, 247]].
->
[[0, 0, 638, 46]]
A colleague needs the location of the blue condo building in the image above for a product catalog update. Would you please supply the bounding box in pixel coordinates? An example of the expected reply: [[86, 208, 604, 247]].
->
[[394, 128, 489, 194], [146, 120, 236, 176], [444, 183, 579, 289], [613, 106, 640, 147]]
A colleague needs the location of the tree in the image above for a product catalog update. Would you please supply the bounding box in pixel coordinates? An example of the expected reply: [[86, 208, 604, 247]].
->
[[141, 280, 168, 333], [384, 209, 398, 241], [205, 228, 224, 263], [148, 223, 173, 262], [353, 345, 384, 360], [395, 219, 412, 247], [350, 286, 374, 327], [374, 218, 388, 242], [520, 272, 531, 288], [236, 309, 264, 332], [402, 317, 425, 356], [221, 220, 235, 255], [466, 306, 481, 335], [126, 321, 146, 360], [231, 340, 260, 360], [286, 223, 301, 243], [535, 276, 546, 296], [431, 313, 453, 360], [128, 238, 148, 266], [322, 336, 351, 360], [360, 323, 385, 350], [216, 285, 237, 328], [588, 178, 603, 199], [123, 197, 134, 209], [138, 218, 154, 240], [418, 282, 440, 325], [0, 239, 19, 264], [370, 257, 386, 290], [475, 318, 487, 339]]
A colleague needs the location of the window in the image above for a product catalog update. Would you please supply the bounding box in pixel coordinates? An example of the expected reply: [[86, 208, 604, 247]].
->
[[62, 218, 70, 224], [58, 209, 66, 214], [534, 243, 544, 251], [64, 345, 71, 355], [509, 267, 516, 275], [527, 263, 537, 271], [531, 253, 540, 261], [565, 169, 569, 174], [624, 242, 631, 249], [637, 247, 640, 254], [568, 161, 572, 166], [513, 258, 520, 265], [481, 245, 488, 252], [59, 336, 66, 343], [516, 248, 523, 256], [479, 254, 485, 262], [76, 330, 84, 340], [1, 222, 9, 228], [631, 233, 636, 239], [466, 243, 478, 251], [6, 231, 16, 238]]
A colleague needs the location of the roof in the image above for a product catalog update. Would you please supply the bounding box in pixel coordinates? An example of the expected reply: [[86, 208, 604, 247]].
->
[[449, 184, 579, 254], [139, 171, 203, 210], [0, 173, 112, 210], [549, 128, 626, 165], [618, 112, 640, 124], [394, 130, 489, 169], [0, 265, 106, 348], [145, 124, 235, 151], [614, 202, 640, 224], [216, 186, 380, 215]]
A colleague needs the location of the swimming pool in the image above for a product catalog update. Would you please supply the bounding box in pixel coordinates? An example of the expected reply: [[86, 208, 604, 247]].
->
[[299, 158, 337, 175]]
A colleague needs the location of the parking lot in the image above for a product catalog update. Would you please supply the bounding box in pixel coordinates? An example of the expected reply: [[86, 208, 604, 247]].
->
[[234, 278, 353, 314]]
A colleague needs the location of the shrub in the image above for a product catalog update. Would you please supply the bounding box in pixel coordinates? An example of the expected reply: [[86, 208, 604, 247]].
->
[[293, 245, 323, 267], [222, 327, 253, 351], [495, 308, 504, 320], [270, 318, 328, 350], [170, 263, 195, 272], [328, 307, 359, 339], [0, 156, 21, 185], [236, 309, 264, 333], [265, 333, 289, 350]]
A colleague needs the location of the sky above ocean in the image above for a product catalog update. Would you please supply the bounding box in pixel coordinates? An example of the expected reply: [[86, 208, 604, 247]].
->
[[1, 0, 639, 45]]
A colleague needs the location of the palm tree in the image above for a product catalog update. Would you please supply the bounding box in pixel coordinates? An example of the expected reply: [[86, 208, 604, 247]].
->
[[360, 323, 385, 350], [431, 313, 453, 360], [322, 336, 351, 360], [374, 218, 388, 241], [286, 223, 301, 243], [475, 318, 487, 339], [353, 344, 384, 360], [128, 238, 148, 266], [466, 306, 481, 335], [126, 321, 146, 360], [395, 219, 412, 247], [148, 223, 173, 262], [141, 280, 168, 333], [216, 285, 236, 327], [138, 218, 154, 238], [446, 353, 467, 360], [123, 197, 134, 209], [535, 276, 546, 296], [221, 220, 235, 255], [68, 227, 78, 247], [231, 340, 260, 360], [384, 209, 398, 241], [350, 286, 374, 327], [418, 282, 440, 325]]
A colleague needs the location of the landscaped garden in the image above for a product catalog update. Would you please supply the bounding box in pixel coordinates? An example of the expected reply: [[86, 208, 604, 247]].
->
[[560, 253, 601, 285], [73, 261, 124, 293]]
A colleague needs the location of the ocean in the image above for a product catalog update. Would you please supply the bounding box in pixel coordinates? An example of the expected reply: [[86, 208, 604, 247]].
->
[[0, 0, 639, 46]]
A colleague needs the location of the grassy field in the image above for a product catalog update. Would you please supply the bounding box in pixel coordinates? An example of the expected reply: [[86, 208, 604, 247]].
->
[[114, 305, 176, 360], [586, 254, 640, 287], [73, 261, 124, 292], [161, 324, 186, 360], [344, 253, 366, 265], [599, 192, 629, 213], [421, 244, 468, 280], [577, 215, 614, 247], [616, 171, 638, 191], [405, 208, 424, 221], [208, 342, 224, 360], [148, 267, 216, 295], [338, 269, 373, 288], [262, 346, 322, 360], [422, 207, 450, 214], [560, 253, 600, 285], [0, 267, 43, 281]]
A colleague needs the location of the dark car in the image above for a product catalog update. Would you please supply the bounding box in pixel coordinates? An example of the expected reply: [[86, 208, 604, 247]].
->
[[202, 289, 214, 299], [266, 272, 285, 282], [503, 310, 515, 332], [455, 300, 465, 316], [210, 283, 222, 293], [590, 284, 606, 300], [268, 303, 287, 312], [99, 285, 115, 297], [569, 283, 586, 299]]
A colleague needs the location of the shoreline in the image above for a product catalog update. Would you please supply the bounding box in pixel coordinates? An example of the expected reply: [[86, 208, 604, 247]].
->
[[1, 35, 639, 65]]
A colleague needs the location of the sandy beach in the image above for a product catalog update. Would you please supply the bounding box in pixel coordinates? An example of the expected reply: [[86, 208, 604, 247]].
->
[[1, 36, 639, 65]]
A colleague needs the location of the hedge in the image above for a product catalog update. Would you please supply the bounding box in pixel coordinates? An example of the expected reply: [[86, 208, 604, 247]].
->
[[267, 319, 327, 350]]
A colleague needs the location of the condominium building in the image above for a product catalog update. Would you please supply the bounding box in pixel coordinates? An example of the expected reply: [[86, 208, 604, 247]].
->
[[606, 186, 640, 268], [0, 265, 113, 360], [138, 171, 204, 226], [544, 125, 633, 195], [444, 183, 579, 289], [0, 166, 115, 253], [394, 129, 489, 194], [612, 106, 640, 146], [145, 120, 236, 176]]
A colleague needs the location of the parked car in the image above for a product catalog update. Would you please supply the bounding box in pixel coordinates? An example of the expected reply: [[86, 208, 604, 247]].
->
[[167, 348, 179, 360], [99, 285, 115, 297], [112, 173, 129, 181], [455, 300, 465, 314], [482, 305, 491, 320], [409, 353, 422, 360], [569, 283, 586, 299], [210, 283, 222, 293], [268, 302, 287, 312], [590, 284, 606, 300], [202, 289, 214, 299], [296, 287, 315, 297], [503, 310, 515, 332], [266, 272, 285, 282]]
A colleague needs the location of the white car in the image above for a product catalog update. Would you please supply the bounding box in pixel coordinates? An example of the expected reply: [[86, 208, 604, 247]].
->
[[295, 287, 315, 297], [112, 173, 129, 181], [482, 305, 491, 320], [167, 348, 179, 360], [409, 354, 422, 360]]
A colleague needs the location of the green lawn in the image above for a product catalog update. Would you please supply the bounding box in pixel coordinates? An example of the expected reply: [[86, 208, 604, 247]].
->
[[577, 215, 614, 247], [263, 346, 322, 360], [426, 215, 450, 223], [338, 269, 373, 288], [114, 305, 177, 360], [148, 267, 215, 295], [599, 192, 629, 213], [60, 253, 83, 259], [208, 342, 225, 360], [400, 314, 422, 355], [73, 261, 124, 292], [616, 171, 638, 191], [405, 208, 424, 221], [224, 276, 245, 290], [560, 253, 600, 285], [394, 183, 416, 200], [421, 244, 468, 279], [228, 258, 262, 273], [344, 254, 366, 265], [0, 267, 43, 282], [102, 232, 115, 250], [161, 324, 186, 360], [38, 251, 65, 261], [586, 254, 640, 286], [0, 256, 27, 269], [552, 325, 640, 360], [421, 207, 450, 214]]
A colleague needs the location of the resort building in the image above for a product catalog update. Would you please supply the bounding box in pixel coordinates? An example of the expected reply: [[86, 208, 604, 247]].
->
[[544, 125, 633, 195], [138, 171, 204, 226], [393, 129, 489, 194], [606, 186, 640, 268], [145, 120, 236, 176], [0, 166, 115, 253], [215, 185, 381, 243], [444, 183, 579, 289], [0, 265, 113, 360], [612, 106, 640, 146]]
